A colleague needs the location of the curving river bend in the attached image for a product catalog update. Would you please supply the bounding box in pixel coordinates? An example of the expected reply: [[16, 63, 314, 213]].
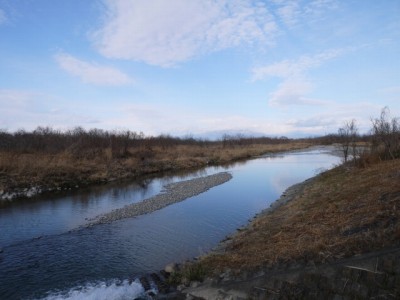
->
[[0, 147, 341, 299]]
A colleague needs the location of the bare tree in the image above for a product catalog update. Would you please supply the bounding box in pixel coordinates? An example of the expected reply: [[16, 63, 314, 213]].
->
[[338, 119, 358, 163], [371, 107, 400, 160], [349, 120, 359, 162]]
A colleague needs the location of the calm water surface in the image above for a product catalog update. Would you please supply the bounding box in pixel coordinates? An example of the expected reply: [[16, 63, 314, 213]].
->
[[0, 147, 340, 299]]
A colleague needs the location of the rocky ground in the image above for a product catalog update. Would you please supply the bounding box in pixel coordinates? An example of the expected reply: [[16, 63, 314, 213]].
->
[[177, 246, 400, 299], [136, 247, 400, 300], [85, 172, 232, 226]]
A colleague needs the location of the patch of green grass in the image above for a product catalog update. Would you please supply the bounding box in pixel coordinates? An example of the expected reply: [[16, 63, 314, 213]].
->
[[167, 262, 208, 285]]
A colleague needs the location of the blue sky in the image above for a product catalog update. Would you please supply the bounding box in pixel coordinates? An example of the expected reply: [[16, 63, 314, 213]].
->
[[0, 0, 399, 138]]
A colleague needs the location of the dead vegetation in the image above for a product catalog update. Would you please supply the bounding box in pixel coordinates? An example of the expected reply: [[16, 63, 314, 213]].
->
[[201, 157, 400, 272], [0, 127, 311, 199], [196, 107, 400, 276]]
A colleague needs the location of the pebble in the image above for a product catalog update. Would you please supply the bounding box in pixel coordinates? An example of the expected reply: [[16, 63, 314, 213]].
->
[[165, 263, 178, 274], [86, 172, 232, 226]]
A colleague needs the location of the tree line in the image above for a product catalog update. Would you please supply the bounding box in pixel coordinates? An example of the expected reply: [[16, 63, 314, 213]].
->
[[0, 126, 292, 159], [1, 107, 397, 162]]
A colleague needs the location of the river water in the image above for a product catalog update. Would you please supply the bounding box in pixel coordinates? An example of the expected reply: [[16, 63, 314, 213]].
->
[[0, 147, 340, 299]]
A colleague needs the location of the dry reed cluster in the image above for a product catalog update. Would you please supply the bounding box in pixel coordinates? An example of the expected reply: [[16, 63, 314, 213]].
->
[[202, 158, 400, 271]]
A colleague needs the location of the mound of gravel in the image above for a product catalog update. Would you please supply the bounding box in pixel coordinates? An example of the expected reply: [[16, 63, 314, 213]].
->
[[86, 172, 232, 226]]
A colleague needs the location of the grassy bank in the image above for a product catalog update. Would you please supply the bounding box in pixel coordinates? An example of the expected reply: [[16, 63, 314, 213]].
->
[[0, 141, 311, 201], [200, 157, 400, 272]]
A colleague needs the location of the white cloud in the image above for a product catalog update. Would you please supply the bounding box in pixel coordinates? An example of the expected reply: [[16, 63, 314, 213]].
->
[[272, 0, 338, 27], [252, 48, 346, 81], [289, 116, 337, 128], [269, 79, 312, 106], [252, 48, 349, 106], [0, 89, 108, 131], [93, 0, 278, 67], [55, 53, 133, 86], [305, 0, 339, 16], [0, 90, 288, 136], [99, 102, 293, 137], [286, 102, 383, 135], [0, 9, 6, 24], [105, 100, 382, 137], [0, 89, 383, 137], [276, 1, 300, 27]]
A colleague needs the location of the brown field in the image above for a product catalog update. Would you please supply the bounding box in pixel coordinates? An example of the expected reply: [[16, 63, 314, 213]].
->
[[201, 157, 400, 272], [0, 142, 311, 198]]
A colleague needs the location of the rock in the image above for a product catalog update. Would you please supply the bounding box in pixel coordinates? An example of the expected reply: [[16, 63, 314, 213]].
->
[[219, 269, 232, 281], [190, 281, 200, 288], [182, 284, 248, 300], [165, 263, 178, 274]]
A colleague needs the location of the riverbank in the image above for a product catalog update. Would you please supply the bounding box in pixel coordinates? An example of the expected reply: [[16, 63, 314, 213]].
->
[[0, 142, 311, 202], [175, 158, 400, 299], [1, 145, 333, 299]]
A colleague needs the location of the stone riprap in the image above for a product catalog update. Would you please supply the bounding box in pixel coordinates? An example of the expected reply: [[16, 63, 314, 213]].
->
[[86, 172, 232, 226]]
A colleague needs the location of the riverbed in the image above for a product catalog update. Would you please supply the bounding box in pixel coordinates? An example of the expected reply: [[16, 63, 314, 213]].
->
[[0, 146, 341, 299]]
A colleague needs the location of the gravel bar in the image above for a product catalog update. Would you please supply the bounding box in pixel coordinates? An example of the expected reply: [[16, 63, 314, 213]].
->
[[86, 172, 232, 226]]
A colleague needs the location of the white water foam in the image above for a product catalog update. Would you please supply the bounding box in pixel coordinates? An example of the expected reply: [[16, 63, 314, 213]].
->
[[40, 279, 146, 300]]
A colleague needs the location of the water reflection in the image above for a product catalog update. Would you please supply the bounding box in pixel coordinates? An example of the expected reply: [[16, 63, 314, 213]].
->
[[0, 147, 341, 299], [0, 147, 339, 249], [0, 166, 233, 247]]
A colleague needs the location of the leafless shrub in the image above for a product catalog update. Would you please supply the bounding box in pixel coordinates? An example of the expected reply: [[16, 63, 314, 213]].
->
[[0, 126, 299, 164], [371, 107, 400, 160], [338, 119, 358, 163]]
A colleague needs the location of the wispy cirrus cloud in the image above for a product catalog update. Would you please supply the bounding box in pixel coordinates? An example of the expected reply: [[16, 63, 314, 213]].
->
[[275, 0, 300, 27], [92, 0, 278, 67], [252, 48, 346, 81], [272, 0, 338, 27], [268, 79, 321, 106], [55, 53, 133, 86], [304, 0, 339, 15], [252, 48, 350, 106], [91, 0, 341, 67], [286, 101, 382, 134]]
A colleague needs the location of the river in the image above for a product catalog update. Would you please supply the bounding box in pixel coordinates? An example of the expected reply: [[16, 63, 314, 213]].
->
[[0, 146, 341, 299]]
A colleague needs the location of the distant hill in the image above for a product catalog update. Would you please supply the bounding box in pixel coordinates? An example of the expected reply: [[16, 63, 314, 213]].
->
[[191, 129, 273, 141]]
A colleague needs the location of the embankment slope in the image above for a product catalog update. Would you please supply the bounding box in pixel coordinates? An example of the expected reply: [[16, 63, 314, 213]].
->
[[182, 158, 400, 299]]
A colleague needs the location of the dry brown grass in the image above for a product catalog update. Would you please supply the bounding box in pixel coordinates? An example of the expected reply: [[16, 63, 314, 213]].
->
[[202, 158, 400, 271], [0, 142, 311, 194]]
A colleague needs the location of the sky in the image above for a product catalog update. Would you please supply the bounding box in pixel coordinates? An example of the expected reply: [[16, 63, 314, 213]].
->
[[0, 0, 399, 138]]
